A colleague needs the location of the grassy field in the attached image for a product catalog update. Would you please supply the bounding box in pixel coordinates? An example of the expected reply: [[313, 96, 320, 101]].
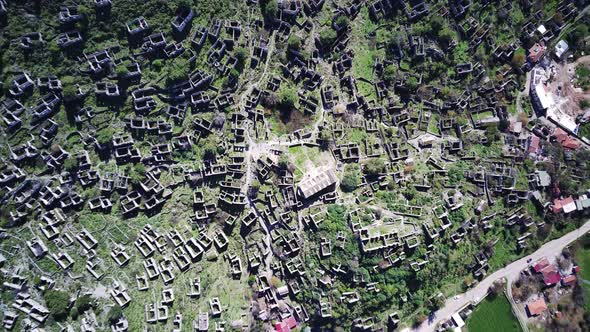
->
[[573, 234, 590, 311], [466, 294, 521, 332]]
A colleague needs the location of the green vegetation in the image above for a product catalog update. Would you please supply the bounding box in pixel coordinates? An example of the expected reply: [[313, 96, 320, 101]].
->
[[260, 0, 278, 23], [466, 294, 521, 332], [1, 1, 589, 330], [335, 15, 350, 30], [383, 64, 396, 83], [341, 164, 361, 192], [512, 48, 526, 68], [44, 289, 70, 321], [166, 58, 192, 86], [287, 34, 302, 50], [576, 64, 590, 91], [363, 158, 384, 176], [319, 28, 338, 46], [278, 85, 298, 109]]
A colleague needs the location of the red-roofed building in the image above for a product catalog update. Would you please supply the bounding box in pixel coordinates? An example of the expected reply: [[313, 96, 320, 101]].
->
[[526, 298, 548, 316], [552, 196, 576, 214], [275, 316, 297, 332], [553, 128, 581, 150], [561, 136, 580, 150], [275, 323, 288, 332], [534, 257, 550, 273], [284, 316, 297, 329], [562, 274, 577, 287], [528, 43, 546, 63], [528, 135, 541, 155], [533, 261, 562, 286], [553, 127, 568, 142], [543, 269, 561, 286]]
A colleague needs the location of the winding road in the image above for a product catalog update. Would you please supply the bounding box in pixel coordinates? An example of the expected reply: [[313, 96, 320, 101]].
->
[[417, 220, 590, 332]]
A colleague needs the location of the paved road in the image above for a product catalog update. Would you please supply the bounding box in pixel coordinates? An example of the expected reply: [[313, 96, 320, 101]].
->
[[418, 220, 590, 332]]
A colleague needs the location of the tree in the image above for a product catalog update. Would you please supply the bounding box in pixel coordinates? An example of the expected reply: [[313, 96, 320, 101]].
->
[[203, 136, 219, 159], [447, 164, 464, 185], [319, 127, 333, 150], [319, 28, 337, 46], [227, 68, 240, 87], [363, 159, 384, 176], [166, 58, 191, 86], [335, 15, 349, 30], [512, 48, 526, 68], [62, 83, 78, 101], [63, 158, 78, 173], [234, 47, 248, 72], [287, 34, 302, 51], [428, 16, 445, 35], [44, 289, 70, 321], [437, 26, 455, 45], [485, 126, 500, 142], [61, 76, 78, 102], [152, 59, 164, 72], [107, 305, 123, 325], [95, 128, 114, 146], [383, 65, 396, 84], [76, 294, 94, 313], [249, 179, 260, 198], [129, 163, 146, 185], [278, 85, 298, 109], [523, 158, 534, 172], [261, 92, 278, 108], [406, 76, 419, 91], [489, 281, 503, 297], [278, 154, 289, 170], [116, 65, 129, 78], [176, 0, 192, 10], [518, 112, 529, 127], [341, 165, 360, 192], [261, 0, 278, 23], [567, 24, 589, 45]]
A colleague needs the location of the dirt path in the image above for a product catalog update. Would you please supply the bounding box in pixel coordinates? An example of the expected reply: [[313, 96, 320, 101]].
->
[[417, 220, 590, 332]]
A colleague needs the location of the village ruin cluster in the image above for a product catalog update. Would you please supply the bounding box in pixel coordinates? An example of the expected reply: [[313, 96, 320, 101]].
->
[[0, 0, 589, 331]]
